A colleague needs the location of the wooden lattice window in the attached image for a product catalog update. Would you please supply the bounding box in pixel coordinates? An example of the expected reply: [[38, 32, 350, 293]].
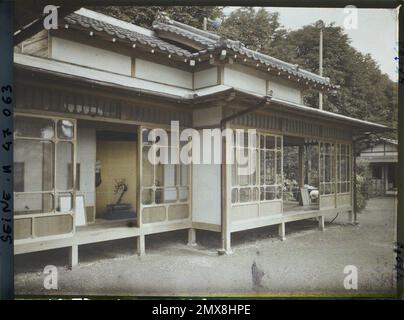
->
[[231, 131, 282, 204], [336, 143, 351, 194]]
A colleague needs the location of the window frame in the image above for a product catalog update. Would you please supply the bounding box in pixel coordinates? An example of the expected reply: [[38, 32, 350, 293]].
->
[[13, 113, 77, 222], [231, 131, 283, 205]]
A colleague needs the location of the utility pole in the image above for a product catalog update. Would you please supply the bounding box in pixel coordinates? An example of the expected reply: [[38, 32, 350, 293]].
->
[[316, 20, 324, 110]]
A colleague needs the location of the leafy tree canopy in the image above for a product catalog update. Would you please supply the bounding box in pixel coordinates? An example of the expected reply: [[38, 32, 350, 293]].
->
[[92, 6, 223, 29]]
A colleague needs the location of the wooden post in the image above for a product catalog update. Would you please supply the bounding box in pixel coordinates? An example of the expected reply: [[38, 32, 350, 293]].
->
[[0, 0, 14, 300], [219, 122, 232, 254], [187, 228, 197, 246], [352, 142, 358, 224], [298, 145, 305, 188], [69, 244, 78, 268], [318, 216, 325, 231], [348, 210, 354, 224], [137, 235, 145, 256], [278, 222, 286, 241]]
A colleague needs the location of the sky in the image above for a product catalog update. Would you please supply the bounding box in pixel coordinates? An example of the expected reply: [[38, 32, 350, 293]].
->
[[223, 7, 399, 81]]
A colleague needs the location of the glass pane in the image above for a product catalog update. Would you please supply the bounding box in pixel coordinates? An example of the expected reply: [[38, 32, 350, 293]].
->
[[14, 139, 54, 192], [239, 173, 249, 186], [341, 182, 346, 193], [276, 136, 282, 150], [276, 151, 282, 183], [265, 186, 276, 200], [250, 149, 258, 184], [14, 116, 54, 139], [235, 131, 248, 147], [154, 188, 176, 204], [155, 163, 164, 187], [325, 154, 331, 182], [341, 156, 347, 181], [251, 187, 259, 201], [57, 120, 74, 139], [56, 142, 73, 190], [142, 146, 154, 187], [340, 144, 346, 156], [239, 188, 250, 203], [162, 164, 176, 187], [14, 192, 54, 215], [259, 135, 265, 149], [142, 189, 153, 205], [142, 128, 152, 144], [276, 185, 282, 199], [265, 151, 275, 184], [178, 187, 188, 201], [56, 192, 73, 212], [325, 183, 331, 195], [231, 188, 238, 203], [265, 136, 275, 149], [232, 155, 238, 186], [259, 150, 265, 185], [180, 164, 189, 186]]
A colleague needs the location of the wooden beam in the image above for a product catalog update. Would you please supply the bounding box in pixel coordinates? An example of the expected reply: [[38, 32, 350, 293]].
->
[[14, 6, 79, 45]]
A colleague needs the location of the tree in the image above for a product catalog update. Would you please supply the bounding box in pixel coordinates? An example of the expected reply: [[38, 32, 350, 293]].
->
[[219, 7, 287, 53], [269, 21, 397, 129], [92, 6, 223, 29]]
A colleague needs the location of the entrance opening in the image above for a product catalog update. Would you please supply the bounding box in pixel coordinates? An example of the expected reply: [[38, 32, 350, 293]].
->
[[283, 136, 319, 213], [94, 124, 138, 222]]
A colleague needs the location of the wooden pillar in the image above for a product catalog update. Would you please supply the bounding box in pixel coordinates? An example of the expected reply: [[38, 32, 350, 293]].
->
[[0, 0, 14, 300], [219, 122, 232, 254], [69, 244, 78, 268], [384, 164, 389, 194], [318, 216, 325, 231], [137, 235, 145, 256], [278, 222, 286, 241], [187, 228, 197, 246], [348, 210, 354, 224], [298, 145, 305, 188], [352, 142, 358, 224]]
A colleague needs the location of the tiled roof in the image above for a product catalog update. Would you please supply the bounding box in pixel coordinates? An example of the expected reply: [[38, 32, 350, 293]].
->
[[63, 9, 336, 89], [64, 13, 194, 58], [153, 13, 335, 88]]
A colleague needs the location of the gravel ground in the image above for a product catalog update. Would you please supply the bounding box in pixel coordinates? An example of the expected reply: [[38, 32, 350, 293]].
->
[[15, 197, 397, 297]]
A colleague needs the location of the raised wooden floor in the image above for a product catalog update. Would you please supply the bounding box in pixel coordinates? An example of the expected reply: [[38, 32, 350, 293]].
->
[[14, 219, 140, 255]]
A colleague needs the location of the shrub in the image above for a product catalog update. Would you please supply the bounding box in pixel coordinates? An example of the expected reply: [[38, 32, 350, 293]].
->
[[355, 160, 372, 213]]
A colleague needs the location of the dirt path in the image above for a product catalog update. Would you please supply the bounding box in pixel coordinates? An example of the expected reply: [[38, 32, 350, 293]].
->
[[15, 197, 397, 297]]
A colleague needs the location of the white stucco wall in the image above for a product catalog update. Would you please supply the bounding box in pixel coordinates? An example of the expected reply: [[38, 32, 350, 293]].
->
[[77, 128, 96, 207], [51, 36, 132, 76], [135, 58, 193, 89], [268, 76, 302, 104], [194, 67, 218, 89], [223, 65, 266, 95], [192, 107, 222, 226]]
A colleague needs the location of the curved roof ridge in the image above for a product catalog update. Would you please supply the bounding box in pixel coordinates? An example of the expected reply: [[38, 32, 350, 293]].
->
[[154, 11, 221, 42], [152, 15, 333, 87]]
